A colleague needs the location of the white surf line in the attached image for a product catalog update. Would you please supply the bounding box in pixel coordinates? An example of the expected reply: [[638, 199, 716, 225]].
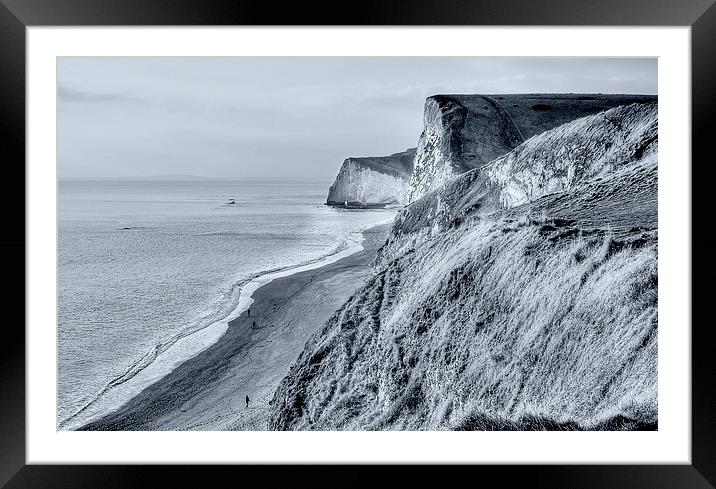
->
[[62, 216, 395, 430]]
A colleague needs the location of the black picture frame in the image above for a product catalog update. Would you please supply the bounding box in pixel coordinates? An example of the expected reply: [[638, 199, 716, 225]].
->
[[2, 0, 714, 486]]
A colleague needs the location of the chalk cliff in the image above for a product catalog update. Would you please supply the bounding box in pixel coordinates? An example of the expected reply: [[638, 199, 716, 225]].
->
[[270, 102, 658, 431], [407, 94, 657, 202], [326, 149, 416, 208]]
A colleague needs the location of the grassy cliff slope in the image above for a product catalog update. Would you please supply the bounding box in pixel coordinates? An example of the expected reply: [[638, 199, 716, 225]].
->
[[269, 102, 658, 431]]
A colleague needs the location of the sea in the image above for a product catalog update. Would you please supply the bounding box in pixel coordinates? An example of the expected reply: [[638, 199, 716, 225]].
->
[[57, 178, 395, 430]]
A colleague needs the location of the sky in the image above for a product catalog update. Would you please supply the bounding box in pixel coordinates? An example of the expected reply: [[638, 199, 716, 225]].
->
[[58, 57, 657, 180]]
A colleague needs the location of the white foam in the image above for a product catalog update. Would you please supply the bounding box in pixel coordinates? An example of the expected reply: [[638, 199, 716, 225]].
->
[[60, 217, 394, 430]]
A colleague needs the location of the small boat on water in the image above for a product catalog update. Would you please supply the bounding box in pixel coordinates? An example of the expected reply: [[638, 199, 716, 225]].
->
[[227, 199, 236, 205]]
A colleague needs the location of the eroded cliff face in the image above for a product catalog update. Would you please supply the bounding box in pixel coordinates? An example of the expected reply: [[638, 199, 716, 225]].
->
[[407, 94, 657, 202], [326, 149, 415, 207], [270, 102, 658, 431], [385, 103, 658, 260]]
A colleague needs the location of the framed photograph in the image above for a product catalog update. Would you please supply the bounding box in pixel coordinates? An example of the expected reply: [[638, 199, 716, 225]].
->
[[4, 0, 715, 486]]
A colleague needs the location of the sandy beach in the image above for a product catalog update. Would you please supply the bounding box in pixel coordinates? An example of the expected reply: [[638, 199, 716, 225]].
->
[[80, 223, 391, 431]]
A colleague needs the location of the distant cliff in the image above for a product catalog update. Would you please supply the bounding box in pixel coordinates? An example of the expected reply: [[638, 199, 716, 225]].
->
[[408, 94, 657, 202], [326, 148, 416, 208]]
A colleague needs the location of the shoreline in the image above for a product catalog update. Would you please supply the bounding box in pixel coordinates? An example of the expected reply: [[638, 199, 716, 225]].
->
[[61, 236, 364, 430], [79, 222, 392, 431]]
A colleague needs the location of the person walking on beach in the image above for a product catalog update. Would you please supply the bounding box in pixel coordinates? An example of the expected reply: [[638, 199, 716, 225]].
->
[[246, 395, 250, 409]]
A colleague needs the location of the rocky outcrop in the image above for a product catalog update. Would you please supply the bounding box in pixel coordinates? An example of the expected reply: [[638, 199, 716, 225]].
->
[[326, 149, 416, 208], [270, 102, 658, 431], [407, 94, 657, 202]]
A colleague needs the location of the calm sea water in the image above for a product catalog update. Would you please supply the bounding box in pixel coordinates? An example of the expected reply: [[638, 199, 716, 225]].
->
[[58, 178, 395, 428]]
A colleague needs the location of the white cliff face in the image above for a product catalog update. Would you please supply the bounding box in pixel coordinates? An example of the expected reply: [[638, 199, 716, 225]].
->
[[327, 160, 410, 206], [407, 95, 515, 203], [407, 94, 658, 203], [387, 102, 658, 260], [408, 98, 448, 203], [326, 149, 415, 207]]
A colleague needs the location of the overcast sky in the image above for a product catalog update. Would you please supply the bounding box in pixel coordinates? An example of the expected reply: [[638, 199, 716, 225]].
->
[[58, 57, 657, 180]]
